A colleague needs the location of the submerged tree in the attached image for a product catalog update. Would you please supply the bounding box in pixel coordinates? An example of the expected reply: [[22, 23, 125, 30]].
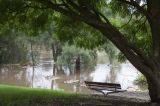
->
[[57, 45, 95, 74], [41, 26, 62, 75], [1, 0, 160, 103]]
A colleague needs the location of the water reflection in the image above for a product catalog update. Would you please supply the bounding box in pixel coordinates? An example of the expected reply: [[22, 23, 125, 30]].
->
[[0, 60, 141, 94], [109, 65, 121, 83], [0, 65, 30, 87]]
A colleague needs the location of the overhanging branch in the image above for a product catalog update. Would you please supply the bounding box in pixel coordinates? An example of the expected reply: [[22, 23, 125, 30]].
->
[[29, 0, 153, 76], [97, 24, 153, 76], [92, 9, 110, 24], [32, 0, 101, 26], [117, 0, 149, 19]]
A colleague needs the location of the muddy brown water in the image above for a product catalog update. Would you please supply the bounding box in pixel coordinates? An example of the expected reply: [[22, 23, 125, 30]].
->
[[0, 54, 141, 94]]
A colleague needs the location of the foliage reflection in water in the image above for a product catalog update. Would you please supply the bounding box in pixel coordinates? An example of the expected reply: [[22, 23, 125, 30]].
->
[[0, 49, 140, 93], [0, 56, 141, 94]]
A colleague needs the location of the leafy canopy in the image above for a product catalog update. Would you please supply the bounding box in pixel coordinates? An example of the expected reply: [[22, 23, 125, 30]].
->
[[0, 0, 151, 55]]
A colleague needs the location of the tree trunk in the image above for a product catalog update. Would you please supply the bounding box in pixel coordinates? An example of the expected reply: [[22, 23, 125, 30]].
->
[[51, 80, 55, 90], [30, 40, 35, 66], [97, 24, 160, 103], [109, 66, 117, 83], [75, 56, 80, 93], [146, 70, 160, 103], [53, 63, 56, 76], [31, 66, 35, 88], [75, 56, 80, 71], [147, 0, 160, 60]]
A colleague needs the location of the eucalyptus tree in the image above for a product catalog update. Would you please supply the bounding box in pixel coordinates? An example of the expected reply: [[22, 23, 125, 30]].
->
[[1, 0, 160, 103]]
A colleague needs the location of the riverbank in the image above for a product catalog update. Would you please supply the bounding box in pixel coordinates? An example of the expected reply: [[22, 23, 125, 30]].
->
[[0, 84, 150, 106]]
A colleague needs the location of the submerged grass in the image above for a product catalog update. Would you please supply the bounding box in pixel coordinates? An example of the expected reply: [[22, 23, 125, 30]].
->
[[0, 84, 87, 106]]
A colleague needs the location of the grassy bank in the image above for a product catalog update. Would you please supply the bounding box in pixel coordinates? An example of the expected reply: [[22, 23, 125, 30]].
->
[[0, 84, 86, 106], [0, 84, 150, 106]]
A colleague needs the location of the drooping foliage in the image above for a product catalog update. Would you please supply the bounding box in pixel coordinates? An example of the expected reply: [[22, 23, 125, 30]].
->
[[0, 0, 151, 58], [54, 14, 106, 49], [109, 0, 151, 55], [0, 0, 54, 36]]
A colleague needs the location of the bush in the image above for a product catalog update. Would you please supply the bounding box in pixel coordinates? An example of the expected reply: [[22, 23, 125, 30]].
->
[[134, 75, 148, 90]]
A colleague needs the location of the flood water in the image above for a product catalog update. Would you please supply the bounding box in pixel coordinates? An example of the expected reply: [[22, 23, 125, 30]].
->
[[0, 51, 141, 94]]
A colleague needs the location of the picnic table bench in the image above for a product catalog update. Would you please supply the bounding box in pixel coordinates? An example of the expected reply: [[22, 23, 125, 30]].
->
[[85, 81, 126, 96]]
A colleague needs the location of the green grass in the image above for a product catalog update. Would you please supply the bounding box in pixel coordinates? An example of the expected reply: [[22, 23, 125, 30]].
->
[[0, 84, 87, 106], [0, 84, 150, 106]]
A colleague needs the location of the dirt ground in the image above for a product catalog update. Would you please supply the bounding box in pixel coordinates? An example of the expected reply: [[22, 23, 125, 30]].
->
[[50, 92, 150, 106]]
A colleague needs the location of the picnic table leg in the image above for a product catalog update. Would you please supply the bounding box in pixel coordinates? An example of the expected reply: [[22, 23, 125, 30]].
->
[[105, 92, 109, 96], [102, 91, 106, 96], [96, 90, 106, 96], [91, 88, 106, 96], [105, 91, 116, 96]]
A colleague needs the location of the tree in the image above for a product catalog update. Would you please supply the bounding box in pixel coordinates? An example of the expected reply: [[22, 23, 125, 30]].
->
[[41, 26, 62, 75], [57, 44, 96, 74], [0, 29, 29, 64], [1, 0, 160, 103]]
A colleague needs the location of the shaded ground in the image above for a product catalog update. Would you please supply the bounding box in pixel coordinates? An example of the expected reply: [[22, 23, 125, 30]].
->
[[109, 91, 149, 101], [46, 98, 149, 106], [86, 92, 150, 106], [24, 94, 150, 106]]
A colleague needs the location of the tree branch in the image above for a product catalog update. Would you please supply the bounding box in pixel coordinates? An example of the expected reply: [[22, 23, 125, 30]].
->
[[61, 0, 79, 14], [24, 5, 49, 10], [65, 0, 80, 11], [117, 0, 149, 19], [31, 0, 99, 25], [119, 12, 134, 28], [30, 0, 153, 77], [97, 24, 153, 76], [92, 8, 110, 24], [32, 0, 79, 18]]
